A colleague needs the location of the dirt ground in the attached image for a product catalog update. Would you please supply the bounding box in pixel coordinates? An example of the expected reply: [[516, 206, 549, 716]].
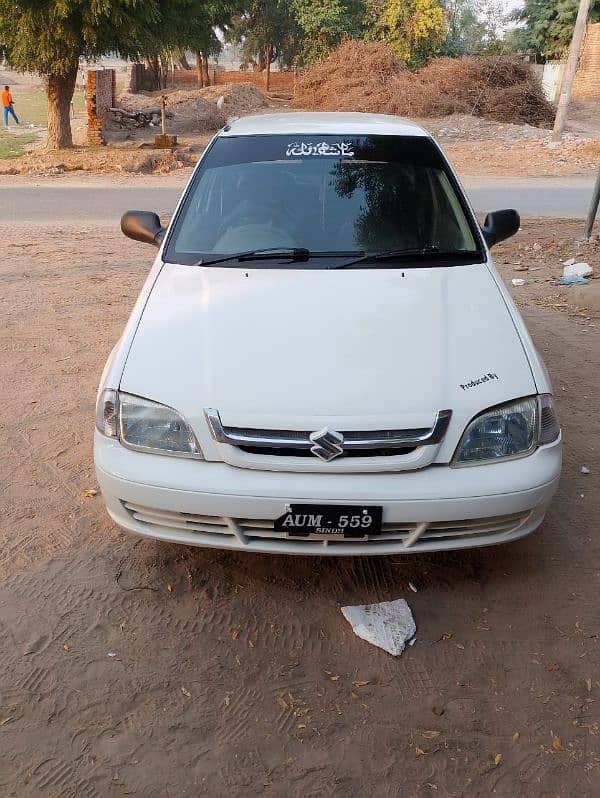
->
[[0, 218, 599, 796], [492, 218, 600, 316]]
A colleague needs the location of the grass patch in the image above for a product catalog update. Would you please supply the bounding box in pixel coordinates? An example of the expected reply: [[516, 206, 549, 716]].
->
[[0, 129, 37, 159], [9, 88, 86, 126]]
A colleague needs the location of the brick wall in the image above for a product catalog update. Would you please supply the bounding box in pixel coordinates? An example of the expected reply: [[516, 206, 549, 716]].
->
[[171, 68, 295, 92], [574, 22, 600, 99], [86, 69, 116, 145], [127, 64, 295, 95]]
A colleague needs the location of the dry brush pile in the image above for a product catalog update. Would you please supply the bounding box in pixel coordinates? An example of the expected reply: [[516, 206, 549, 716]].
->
[[294, 40, 555, 127]]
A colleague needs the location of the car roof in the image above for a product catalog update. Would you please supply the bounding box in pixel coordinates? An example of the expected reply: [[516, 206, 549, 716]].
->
[[219, 111, 430, 138]]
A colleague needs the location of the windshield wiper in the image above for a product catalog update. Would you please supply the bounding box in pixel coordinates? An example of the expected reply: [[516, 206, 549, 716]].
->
[[192, 247, 481, 269], [332, 247, 481, 270], [195, 247, 311, 267]]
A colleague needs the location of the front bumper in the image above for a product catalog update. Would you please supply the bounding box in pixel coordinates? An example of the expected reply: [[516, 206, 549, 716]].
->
[[94, 432, 561, 556]]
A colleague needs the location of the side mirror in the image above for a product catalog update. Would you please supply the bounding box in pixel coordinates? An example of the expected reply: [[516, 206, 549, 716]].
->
[[121, 210, 166, 246], [481, 209, 520, 248]]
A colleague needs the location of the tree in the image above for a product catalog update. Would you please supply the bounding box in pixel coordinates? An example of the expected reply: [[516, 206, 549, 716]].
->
[[441, 0, 507, 56], [227, 1, 299, 88], [0, 0, 215, 149], [366, 0, 447, 65], [510, 0, 600, 60], [292, 0, 367, 65], [193, 0, 241, 88]]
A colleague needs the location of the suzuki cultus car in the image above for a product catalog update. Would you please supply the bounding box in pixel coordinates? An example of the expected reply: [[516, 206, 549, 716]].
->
[[94, 112, 561, 555]]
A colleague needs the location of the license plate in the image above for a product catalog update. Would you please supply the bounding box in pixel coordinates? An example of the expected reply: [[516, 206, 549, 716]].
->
[[274, 504, 383, 539]]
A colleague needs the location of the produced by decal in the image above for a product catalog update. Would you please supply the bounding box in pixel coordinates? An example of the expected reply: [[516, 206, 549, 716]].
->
[[460, 372, 499, 391]]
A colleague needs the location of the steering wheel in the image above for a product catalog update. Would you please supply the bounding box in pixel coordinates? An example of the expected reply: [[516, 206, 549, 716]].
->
[[214, 199, 291, 244]]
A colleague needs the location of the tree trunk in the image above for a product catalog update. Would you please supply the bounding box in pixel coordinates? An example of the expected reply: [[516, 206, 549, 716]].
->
[[46, 63, 78, 149], [203, 55, 210, 86], [145, 57, 162, 91], [265, 45, 272, 91], [196, 51, 204, 88], [159, 56, 168, 89]]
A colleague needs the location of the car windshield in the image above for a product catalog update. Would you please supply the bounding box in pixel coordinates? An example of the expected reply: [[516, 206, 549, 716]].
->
[[164, 133, 482, 266]]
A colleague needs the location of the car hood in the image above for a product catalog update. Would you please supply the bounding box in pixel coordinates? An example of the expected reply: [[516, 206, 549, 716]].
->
[[120, 261, 536, 434]]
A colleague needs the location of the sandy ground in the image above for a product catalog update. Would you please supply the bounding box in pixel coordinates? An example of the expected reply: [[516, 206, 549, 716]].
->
[[0, 218, 599, 796]]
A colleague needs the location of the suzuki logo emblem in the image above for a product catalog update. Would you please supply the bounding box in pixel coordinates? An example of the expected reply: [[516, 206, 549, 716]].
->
[[309, 427, 344, 462]]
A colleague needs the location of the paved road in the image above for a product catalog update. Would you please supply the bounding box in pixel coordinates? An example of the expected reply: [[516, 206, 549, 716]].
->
[[463, 176, 595, 220], [0, 176, 596, 223]]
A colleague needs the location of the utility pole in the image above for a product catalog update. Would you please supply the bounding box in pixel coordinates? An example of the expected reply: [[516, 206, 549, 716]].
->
[[552, 0, 591, 141], [584, 164, 600, 238]]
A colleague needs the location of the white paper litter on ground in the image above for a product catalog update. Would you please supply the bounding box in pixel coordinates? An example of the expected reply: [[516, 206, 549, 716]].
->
[[341, 599, 416, 656], [563, 262, 593, 278]]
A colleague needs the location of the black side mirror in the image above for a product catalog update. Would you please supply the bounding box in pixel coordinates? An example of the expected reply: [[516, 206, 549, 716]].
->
[[481, 209, 520, 248], [121, 210, 166, 246]]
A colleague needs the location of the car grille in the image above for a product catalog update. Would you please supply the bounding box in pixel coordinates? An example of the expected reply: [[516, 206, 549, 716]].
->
[[122, 502, 532, 550], [203, 408, 451, 461], [237, 444, 417, 458]]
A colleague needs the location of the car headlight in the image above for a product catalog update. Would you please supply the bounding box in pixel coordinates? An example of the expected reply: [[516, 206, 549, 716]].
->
[[452, 394, 559, 466], [96, 390, 203, 458]]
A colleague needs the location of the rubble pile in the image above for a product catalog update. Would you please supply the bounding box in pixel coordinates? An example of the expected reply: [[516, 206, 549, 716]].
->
[[112, 83, 270, 135], [114, 90, 224, 134], [108, 105, 173, 129], [196, 83, 269, 114]]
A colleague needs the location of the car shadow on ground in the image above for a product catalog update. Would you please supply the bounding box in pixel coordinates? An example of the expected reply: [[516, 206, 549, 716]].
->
[[112, 520, 551, 609]]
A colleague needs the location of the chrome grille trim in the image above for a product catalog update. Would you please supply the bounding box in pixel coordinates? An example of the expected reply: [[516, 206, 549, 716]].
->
[[122, 502, 531, 548], [204, 408, 452, 452]]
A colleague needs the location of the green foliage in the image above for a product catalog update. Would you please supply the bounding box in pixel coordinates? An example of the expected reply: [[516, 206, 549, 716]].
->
[[0, 0, 218, 77], [365, 0, 447, 65], [511, 0, 600, 60], [226, 0, 300, 68], [0, 0, 232, 147], [228, 0, 367, 68], [292, 0, 366, 65], [195, 0, 241, 57], [441, 0, 508, 56]]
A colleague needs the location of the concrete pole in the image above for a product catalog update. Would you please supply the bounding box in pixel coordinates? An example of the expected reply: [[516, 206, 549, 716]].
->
[[552, 0, 591, 141], [196, 51, 203, 88], [584, 164, 600, 238]]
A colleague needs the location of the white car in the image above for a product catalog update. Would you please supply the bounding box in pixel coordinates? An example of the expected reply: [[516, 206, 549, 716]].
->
[[95, 112, 561, 555]]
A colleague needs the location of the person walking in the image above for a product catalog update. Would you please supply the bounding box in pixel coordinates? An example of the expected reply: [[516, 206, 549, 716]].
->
[[2, 86, 19, 126]]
